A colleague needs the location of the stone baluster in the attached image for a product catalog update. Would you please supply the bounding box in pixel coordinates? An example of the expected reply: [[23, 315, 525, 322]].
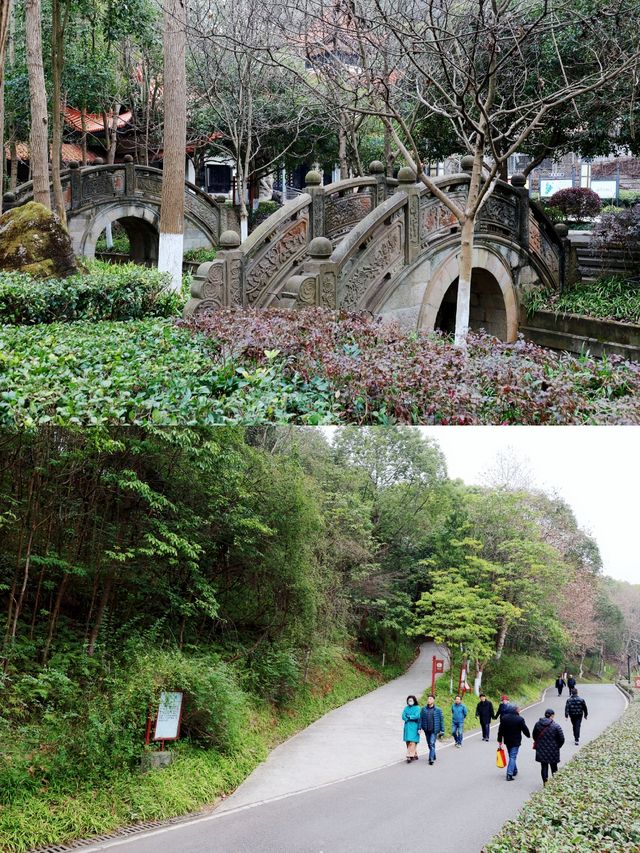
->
[[123, 155, 135, 196], [183, 230, 245, 317], [368, 160, 388, 208], [305, 170, 325, 239], [285, 237, 337, 309], [510, 173, 529, 248], [397, 166, 420, 264]]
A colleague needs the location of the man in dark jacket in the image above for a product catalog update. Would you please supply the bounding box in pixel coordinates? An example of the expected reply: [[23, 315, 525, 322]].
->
[[565, 688, 588, 745], [475, 694, 494, 741], [532, 709, 565, 785], [567, 674, 577, 692], [497, 704, 531, 781], [555, 675, 566, 696], [420, 694, 445, 765]]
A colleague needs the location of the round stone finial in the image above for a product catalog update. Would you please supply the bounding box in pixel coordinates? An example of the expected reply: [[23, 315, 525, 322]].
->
[[68, 160, 79, 170], [369, 160, 385, 175], [308, 237, 333, 259], [511, 173, 526, 188], [123, 154, 134, 163], [554, 223, 569, 238], [3, 191, 15, 203], [220, 230, 241, 249], [305, 170, 322, 187], [94, 157, 104, 165], [397, 166, 416, 184], [460, 155, 475, 173]]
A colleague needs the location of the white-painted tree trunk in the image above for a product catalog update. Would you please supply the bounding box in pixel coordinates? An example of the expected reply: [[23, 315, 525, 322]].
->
[[240, 214, 248, 242], [104, 221, 113, 250], [454, 216, 475, 347], [158, 232, 184, 290], [474, 665, 483, 696]]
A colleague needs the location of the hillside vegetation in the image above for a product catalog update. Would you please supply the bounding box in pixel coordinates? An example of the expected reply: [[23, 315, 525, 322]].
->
[[0, 427, 632, 850]]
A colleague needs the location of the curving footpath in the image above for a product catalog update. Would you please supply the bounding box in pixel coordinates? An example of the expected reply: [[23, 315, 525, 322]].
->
[[81, 658, 627, 853], [216, 641, 447, 811]]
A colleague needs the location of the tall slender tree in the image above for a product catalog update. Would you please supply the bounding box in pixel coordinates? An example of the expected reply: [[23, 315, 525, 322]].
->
[[158, 0, 187, 290], [0, 0, 12, 210], [25, 0, 50, 208]]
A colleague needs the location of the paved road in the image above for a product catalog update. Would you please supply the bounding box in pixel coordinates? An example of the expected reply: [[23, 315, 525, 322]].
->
[[82, 682, 626, 853]]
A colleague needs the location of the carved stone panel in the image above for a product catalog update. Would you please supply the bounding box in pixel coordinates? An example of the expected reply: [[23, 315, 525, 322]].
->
[[420, 191, 465, 248], [184, 192, 220, 239], [228, 258, 243, 306], [528, 212, 560, 280], [321, 271, 337, 309], [81, 171, 120, 203], [340, 220, 404, 310], [325, 194, 372, 238], [477, 194, 518, 236], [245, 216, 309, 305], [135, 176, 163, 199]]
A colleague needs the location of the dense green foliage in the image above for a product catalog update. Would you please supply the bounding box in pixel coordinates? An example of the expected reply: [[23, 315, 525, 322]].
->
[[0, 263, 182, 324], [1, 311, 639, 427], [486, 698, 640, 852], [524, 277, 640, 324], [0, 427, 632, 849]]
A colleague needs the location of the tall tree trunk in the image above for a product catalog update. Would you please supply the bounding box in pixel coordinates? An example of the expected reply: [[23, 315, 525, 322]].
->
[[454, 143, 485, 348], [9, 140, 17, 190], [87, 567, 115, 656], [80, 108, 87, 166], [0, 0, 11, 211], [338, 122, 348, 180], [158, 0, 186, 290], [42, 573, 69, 663], [25, 0, 50, 208], [494, 616, 508, 660], [51, 0, 67, 222]]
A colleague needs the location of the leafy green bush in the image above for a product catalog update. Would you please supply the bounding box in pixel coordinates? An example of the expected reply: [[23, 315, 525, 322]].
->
[[486, 699, 640, 852], [96, 233, 131, 254], [0, 262, 182, 324], [243, 642, 301, 704], [183, 247, 217, 263], [483, 654, 555, 699]]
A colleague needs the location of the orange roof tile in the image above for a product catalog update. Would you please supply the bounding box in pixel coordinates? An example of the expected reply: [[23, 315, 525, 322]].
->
[[63, 107, 132, 133], [5, 142, 100, 163]]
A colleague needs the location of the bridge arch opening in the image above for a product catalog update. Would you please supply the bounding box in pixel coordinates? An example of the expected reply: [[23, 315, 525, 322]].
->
[[435, 268, 508, 341], [419, 247, 518, 342], [97, 217, 159, 265], [81, 203, 161, 264]]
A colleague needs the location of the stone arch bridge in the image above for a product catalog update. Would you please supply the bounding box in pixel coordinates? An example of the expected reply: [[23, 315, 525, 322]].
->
[[185, 161, 574, 341], [4, 156, 228, 263]]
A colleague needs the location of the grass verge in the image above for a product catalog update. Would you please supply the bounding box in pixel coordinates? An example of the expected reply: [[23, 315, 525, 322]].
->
[[0, 646, 410, 853], [484, 694, 639, 852]]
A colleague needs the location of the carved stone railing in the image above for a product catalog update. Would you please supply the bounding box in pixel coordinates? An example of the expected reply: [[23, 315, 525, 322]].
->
[[185, 161, 398, 316], [3, 157, 227, 245], [184, 164, 569, 318]]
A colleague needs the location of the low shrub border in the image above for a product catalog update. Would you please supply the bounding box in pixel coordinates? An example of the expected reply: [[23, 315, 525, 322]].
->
[[485, 695, 640, 852], [0, 262, 183, 324], [1, 310, 640, 426]]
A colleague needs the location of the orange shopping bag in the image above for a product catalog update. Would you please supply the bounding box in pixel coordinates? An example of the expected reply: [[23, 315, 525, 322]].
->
[[496, 744, 507, 769]]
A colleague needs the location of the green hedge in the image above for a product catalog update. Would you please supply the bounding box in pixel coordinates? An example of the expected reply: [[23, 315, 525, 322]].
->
[[0, 262, 182, 324], [486, 697, 640, 852]]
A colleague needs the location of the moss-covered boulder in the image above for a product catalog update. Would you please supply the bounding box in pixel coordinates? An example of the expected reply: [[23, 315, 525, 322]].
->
[[0, 202, 78, 278]]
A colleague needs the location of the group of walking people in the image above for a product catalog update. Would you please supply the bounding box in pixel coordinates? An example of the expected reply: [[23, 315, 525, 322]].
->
[[401, 677, 589, 786]]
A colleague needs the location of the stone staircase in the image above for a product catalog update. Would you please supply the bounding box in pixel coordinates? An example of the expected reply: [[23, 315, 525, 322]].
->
[[569, 230, 640, 282]]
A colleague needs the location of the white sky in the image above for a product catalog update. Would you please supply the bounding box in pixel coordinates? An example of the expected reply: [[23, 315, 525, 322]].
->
[[323, 427, 639, 584], [419, 427, 639, 585]]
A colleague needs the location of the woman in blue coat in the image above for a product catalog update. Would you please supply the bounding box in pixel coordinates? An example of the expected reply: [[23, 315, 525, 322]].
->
[[402, 695, 421, 762]]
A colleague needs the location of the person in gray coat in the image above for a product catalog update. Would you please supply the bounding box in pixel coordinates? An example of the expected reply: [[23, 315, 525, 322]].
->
[[532, 708, 565, 785]]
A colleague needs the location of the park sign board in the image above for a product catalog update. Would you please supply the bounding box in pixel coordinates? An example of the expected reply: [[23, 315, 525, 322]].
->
[[590, 179, 619, 200], [540, 178, 573, 198], [154, 691, 184, 741]]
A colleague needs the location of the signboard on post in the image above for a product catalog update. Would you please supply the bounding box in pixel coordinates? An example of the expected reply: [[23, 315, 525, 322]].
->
[[540, 177, 573, 198], [591, 179, 619, 200], [153, 691, 184, 742]]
